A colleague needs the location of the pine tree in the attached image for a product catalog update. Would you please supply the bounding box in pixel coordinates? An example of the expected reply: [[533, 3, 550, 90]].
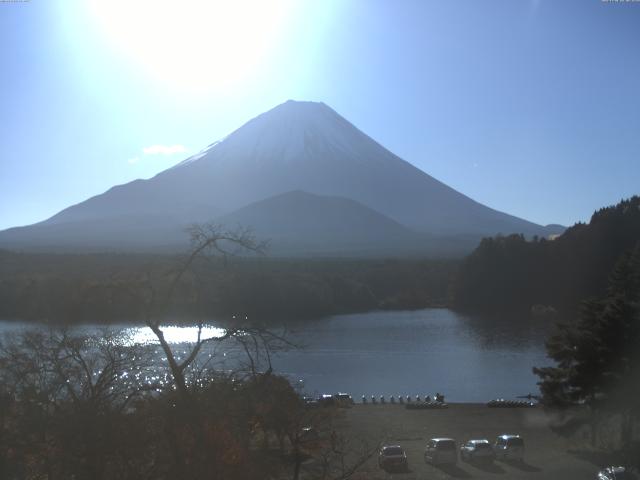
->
[[534, 243, 640, 410]]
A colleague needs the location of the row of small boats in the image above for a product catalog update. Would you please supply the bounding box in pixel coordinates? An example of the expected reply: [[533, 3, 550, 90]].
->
[[358, 396, 537, 408], [361, 394, 445, 405], [487, 399, 536, 408]]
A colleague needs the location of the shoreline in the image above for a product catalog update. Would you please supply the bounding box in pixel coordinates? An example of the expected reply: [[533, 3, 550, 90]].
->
[[0, 305, 453, 327]]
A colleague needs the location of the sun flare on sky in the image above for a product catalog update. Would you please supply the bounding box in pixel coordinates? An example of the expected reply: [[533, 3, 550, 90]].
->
[[88, 0, 294, 94]]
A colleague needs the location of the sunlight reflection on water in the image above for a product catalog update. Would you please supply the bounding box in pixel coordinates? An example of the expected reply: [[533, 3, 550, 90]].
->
[[0, 309, 552, 401], [121, 325, 227, 345]]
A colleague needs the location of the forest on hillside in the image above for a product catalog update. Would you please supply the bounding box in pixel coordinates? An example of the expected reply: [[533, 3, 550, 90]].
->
[[0, 251, 457, 325], [452, 196, 640, 315]]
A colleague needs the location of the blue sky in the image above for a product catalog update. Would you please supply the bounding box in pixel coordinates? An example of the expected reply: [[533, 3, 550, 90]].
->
[[1, 0, 639, 230]]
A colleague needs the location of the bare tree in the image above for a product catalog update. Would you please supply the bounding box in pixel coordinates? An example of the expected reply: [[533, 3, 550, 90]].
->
[[311, 434, 378, 480], [142, 223, 269, 399], [0, 223, 378, 479], [284, 409, 377, 480], [0, 329, 153, 479]]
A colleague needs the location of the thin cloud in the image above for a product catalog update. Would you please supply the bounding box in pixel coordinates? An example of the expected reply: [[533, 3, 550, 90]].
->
[[143, 144, 188, 155], [127, 156, 140, 165]]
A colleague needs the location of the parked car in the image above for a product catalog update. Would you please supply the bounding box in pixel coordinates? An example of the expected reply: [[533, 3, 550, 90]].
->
[[424, 438, 457, 465], [333, 393, 353, 407], [460, 439, 495, 463], [302, 396, 319, 408], [299, 427, 319, 444], [378, 445, 408, 471], [494, 434, 525, 462], [318, 394, 336, 407], [597, 466, 637, 480]]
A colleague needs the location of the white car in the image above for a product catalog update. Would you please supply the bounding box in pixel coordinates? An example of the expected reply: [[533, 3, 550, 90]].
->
[[460, 439, 495, 463], [378, 445, 408, 471], [494, 434, 524, 462], [424, 438, 457, 465]]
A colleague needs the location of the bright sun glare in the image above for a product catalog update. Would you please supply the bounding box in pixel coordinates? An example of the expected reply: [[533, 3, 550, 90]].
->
[[89, 0, 293, 93]]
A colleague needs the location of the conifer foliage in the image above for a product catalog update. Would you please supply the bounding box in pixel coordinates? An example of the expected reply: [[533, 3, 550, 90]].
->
[[534, 243, 640, 411]]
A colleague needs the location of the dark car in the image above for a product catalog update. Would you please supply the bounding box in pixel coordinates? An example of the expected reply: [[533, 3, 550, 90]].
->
[[378, 445, 408, 471], [494, 434, 524, 462], [299, 427, 320, 444], [460, 439, 495, 463], [302, 396, 319, 408], [318, 394, 336, 407], [333, 392, 353, 407]]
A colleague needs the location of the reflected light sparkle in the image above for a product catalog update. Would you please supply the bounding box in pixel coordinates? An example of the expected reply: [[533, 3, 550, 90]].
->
[[123, 325, 227, 345]]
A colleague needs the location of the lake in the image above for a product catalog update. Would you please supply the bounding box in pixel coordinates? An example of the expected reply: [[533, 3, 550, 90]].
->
[[0, 308, 553, 402]]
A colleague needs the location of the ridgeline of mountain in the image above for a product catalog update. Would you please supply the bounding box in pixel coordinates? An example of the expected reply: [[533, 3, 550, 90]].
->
[[0, 100, 563, 255]]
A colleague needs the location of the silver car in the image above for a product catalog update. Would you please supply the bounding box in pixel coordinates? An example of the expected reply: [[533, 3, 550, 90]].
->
[[424, 438, 457, 465], [494, 434, 524, 462], [460, 439, 495, 463]]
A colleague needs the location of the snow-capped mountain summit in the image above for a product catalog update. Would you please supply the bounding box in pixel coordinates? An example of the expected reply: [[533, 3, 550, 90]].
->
[[190, 100, 373, 167], [0, 100, 563, 254]]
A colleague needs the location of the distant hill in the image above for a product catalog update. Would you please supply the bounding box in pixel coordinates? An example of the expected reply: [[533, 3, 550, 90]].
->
[[452, 196, 640, 314], [0, 100, 563, 255], [216, 190, 427, 256]]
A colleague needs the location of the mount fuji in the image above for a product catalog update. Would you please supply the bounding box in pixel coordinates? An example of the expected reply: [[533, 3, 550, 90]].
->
[[0, 100, 563, 255]]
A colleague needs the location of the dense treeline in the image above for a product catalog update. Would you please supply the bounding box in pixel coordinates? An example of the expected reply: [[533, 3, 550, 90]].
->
[[452, 196, 640, 314], [0, 252, 457, 324]]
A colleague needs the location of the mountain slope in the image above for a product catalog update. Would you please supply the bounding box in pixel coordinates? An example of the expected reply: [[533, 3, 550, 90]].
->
[[0, 214, 189, 252], [216, 190, 426, 255], [0, 100, 563, 254]]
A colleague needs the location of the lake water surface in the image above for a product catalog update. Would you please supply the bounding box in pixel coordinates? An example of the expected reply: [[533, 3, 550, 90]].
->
[[0, 308, 554, 402]]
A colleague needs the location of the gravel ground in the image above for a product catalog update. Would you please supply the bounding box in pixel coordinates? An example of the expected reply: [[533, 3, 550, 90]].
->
[[337, 403, 606, 480]]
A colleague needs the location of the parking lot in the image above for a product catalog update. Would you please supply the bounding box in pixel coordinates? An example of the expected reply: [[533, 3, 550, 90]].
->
[[337, 403, 602, 480]]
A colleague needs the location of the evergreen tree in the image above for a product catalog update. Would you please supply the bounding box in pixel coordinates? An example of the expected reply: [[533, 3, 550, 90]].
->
[[534, 243, 640, 415]]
